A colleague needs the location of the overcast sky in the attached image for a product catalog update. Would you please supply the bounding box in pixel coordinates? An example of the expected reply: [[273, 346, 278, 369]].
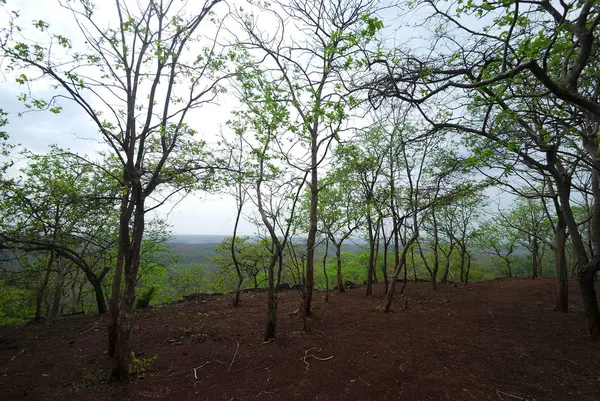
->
[[0, 0, 266, 236], [0, 1, 511, 236]]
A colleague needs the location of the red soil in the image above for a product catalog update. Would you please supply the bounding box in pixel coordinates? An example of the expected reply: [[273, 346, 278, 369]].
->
[[1, 278, 599, 401]]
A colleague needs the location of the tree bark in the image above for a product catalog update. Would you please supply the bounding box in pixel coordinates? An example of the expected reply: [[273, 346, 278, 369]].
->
[[108, 189, 131, 358], [110, 195, 145, 383], [305, 164, 318, 316]]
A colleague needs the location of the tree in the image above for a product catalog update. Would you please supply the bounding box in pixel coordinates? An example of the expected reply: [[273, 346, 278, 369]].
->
[[228, 60, 307, 339], [1, 0, 230, 379], [334, 128, 386, 296], [368, 0, 600, 336], [236, 0, 383, 316], [211, 237, 273, 290], [0, 148, 119, 318], [315, 168, 362, 293]]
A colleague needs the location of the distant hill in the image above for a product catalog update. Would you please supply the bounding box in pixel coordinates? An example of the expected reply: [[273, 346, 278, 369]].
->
[[170, 234, 230, 244]]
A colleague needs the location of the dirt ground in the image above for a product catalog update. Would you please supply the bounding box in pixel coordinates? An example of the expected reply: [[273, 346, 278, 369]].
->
[[1, 278, 599, 401]]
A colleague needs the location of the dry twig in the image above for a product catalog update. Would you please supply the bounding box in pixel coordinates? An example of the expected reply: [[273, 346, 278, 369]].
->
[[496, 389, 526, 400], [300, 347, 334, 370], [193, 361, 212, 379], [228, 340, 240, 373]]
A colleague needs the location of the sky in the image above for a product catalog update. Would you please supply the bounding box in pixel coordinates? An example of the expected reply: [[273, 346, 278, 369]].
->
[[0, 0, 266, 235], [0, 0, 513, 236]]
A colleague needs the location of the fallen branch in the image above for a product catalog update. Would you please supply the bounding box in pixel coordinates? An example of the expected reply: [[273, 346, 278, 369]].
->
[[444, 308, 458, 316], [228, 340, 240, 373], [301, 347, 334, 370], [193, 361, 212, 379], [10, 349, 25, 361], [496, 389, 526, 400]]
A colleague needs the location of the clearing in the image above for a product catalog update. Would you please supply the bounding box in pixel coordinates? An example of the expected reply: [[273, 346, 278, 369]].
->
[[1, 279, 599, 401]]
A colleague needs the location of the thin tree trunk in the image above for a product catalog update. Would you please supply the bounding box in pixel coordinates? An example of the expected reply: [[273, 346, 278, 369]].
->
[[92, 278, 107, 314], [231, 193, 244, 307], [384, 232, 419, 313], [35, 251, 55, 323], [531, 241, 539, 279], [366, 211, 375, 297], [108, 189, 131, 358], [555, 173, 600, 336], [335, 242, 344, 293], [554, 222, 568, 312], [373, 228, 380, 283], [323, 238, 329, 302], [111, 196, 145, 383], [411, 246, 417, 282], [382, 237, 389, 294], [464, 253, 471, 286], [305, 164, 318, 316], [50, 255, 66, 318]]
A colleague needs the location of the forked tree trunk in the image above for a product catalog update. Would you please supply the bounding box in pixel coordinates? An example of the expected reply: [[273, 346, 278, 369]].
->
[[384, 232, 419, 313]]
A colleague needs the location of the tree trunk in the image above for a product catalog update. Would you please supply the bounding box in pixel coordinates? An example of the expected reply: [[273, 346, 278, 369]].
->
[[554, 221, 568, 312], [372, 225, 380, 283], [459, 249, 465, 284], [531, 241, 539, 279], [92, 278, 107, 314], [110, 191, 144, 383], [35, 252, 54, 323], [382, 239, 389, 294], [70, 267, 81, 314], [108, 189, 131, 358], [578, 263, 600, 337], [323, 239, 329, 303], [264, 252, 279, 340], [411, 246, 417, 282], [335, 243, 344, 293], [464, 252, 471, 286], [50, 255, 66, 318], [432, 208, 440, 288], [555, 172, 600, 336], [366, 211, 375, 297], [305, 164, 318, 316], [384, 232, 419, 313]]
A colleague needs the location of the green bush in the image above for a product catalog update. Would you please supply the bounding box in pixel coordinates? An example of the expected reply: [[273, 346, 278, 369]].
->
[[135, 286, 157, 309]]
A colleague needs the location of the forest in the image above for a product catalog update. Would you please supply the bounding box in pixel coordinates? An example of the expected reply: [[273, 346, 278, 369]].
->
[[0, 0, 599, 399]]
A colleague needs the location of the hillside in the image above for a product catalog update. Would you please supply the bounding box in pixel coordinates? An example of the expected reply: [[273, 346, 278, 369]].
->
[[1, 279, 598, 401]]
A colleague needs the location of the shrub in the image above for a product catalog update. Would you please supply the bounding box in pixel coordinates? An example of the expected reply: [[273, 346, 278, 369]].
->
[[135, 286, 157, 309]]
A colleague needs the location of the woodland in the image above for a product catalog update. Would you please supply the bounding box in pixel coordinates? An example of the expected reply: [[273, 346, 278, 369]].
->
[[0, 0, 599, 395]]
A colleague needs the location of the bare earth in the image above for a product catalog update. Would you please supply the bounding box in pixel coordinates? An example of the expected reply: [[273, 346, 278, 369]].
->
[[1, 278, 599, 401]]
